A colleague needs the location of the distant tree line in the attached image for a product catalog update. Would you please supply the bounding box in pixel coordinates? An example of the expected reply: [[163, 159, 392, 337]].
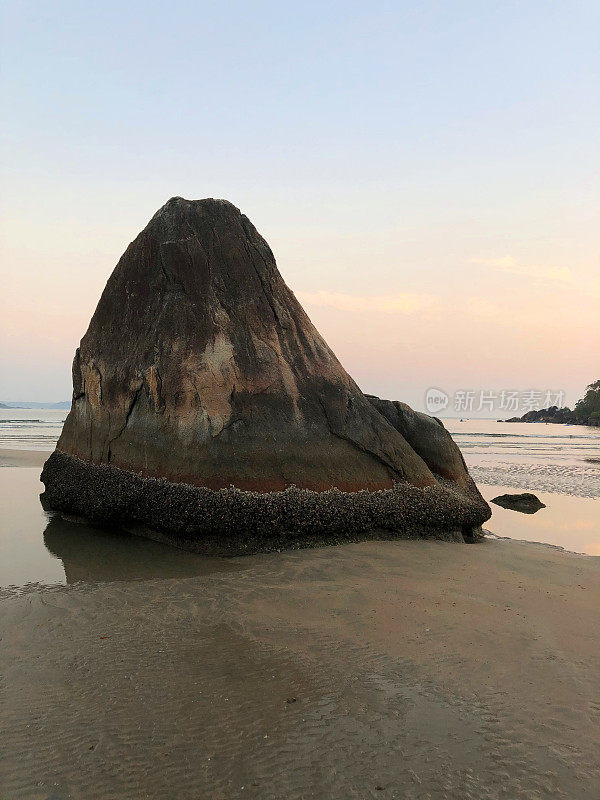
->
[[505, 380, 600, 426], [574, 379, 600, 425]]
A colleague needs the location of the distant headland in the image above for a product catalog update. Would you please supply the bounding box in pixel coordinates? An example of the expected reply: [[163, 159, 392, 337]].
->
[[502, 380, 600, 426]]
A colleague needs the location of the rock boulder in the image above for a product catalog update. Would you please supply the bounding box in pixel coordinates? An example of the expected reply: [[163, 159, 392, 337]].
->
[[41, 197, 490, 553]]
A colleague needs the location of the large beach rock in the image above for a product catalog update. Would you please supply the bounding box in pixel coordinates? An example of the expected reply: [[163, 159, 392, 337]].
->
[[41, 197, 490, 553]]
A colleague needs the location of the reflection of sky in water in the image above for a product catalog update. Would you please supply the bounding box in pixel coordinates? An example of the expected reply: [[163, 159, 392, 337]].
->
[[0, 469, 240, 589], [0, 468, 598, 591], [1, 417, 599, 588], [480, 484, 600, 556]]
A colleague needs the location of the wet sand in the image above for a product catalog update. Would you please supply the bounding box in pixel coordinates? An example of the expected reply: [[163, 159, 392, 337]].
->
[[1, 538, 599, 799], [0, 448, 50, 467]]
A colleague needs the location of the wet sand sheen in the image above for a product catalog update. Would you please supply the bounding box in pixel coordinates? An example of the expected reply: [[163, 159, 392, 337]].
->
[[0, 448, 50, 467], [1, 539, 598, 799]]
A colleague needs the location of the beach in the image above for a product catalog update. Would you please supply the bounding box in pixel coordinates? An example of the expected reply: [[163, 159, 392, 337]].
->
[[3, 6, 598, 797], [0, 448, 48, 467], [1, 536, 599, 799], [1, 415, 599, 799]]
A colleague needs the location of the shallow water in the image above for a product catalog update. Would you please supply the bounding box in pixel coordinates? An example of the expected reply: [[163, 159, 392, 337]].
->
[[0, 408, 67, 450], [445, 418, 600, 497], [0, 412, 598, 588], [1, 468, 598, 592], [480, 483, 600, 555], [0, 468, 239, 590]]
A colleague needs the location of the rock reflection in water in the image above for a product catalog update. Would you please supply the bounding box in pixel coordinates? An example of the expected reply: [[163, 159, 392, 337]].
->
[[43, 516, 240, 584]]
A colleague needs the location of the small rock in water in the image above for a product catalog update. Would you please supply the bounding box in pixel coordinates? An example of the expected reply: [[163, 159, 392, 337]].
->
[[491, 493, 546, 514]]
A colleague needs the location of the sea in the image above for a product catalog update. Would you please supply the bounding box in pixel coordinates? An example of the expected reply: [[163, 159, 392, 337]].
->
[[0, 409, 67, 451], [444, 418, 600, 558], [0, 409, 599, 588]]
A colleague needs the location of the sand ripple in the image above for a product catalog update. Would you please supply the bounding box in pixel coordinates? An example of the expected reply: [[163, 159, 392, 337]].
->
[[1, 541, 599, 799]]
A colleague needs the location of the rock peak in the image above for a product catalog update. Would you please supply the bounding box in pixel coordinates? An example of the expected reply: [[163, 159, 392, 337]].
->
[[150, 195, 242, 221]]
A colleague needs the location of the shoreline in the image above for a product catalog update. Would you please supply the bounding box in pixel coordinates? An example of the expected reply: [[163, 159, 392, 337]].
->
[[0, 447, 51, 467], [482, 528, 596, 558], [1, 447, 597, 556], [1, 537, 598, 798]]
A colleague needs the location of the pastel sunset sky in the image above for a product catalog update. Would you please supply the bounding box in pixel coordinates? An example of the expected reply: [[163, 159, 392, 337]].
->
[[1, 1, 598, 411]]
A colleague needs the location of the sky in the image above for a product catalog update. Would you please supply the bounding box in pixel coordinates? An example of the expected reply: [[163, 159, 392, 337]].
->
[[1, 0, 598, 414]]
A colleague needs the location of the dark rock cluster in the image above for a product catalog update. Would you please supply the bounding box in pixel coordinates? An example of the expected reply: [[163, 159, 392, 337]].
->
[[503, 406, 578, 424]]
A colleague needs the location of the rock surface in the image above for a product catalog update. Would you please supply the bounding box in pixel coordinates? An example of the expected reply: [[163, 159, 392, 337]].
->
[[41, 197, 490, 551], [491, 493, 546, 514], [366, 396, 470, 486]]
